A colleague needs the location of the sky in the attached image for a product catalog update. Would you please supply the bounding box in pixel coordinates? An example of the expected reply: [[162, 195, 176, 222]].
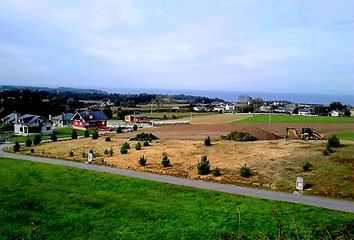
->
[[0, 0, 353, 95]]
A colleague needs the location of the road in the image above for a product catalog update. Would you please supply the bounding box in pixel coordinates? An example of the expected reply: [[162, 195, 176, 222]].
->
[[1, 143, 353, 213]]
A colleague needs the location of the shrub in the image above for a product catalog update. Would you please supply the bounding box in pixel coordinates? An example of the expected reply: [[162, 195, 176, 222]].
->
[[25, 138, 32, 147], [133, 124, 138, 131], [30, 148, 34, 154], [322, 148, 329, 155], [135, 142, 142, 150], [33, 135, 42, 146], [130, 133, 158, 142], [69, 150, 74, 157], [161, 153, 170, 167], [120, 146, 128, 154], [82, 151, 86, 158], [325, 143, 335, 153], [240, 164, 252, 178], [143, 140, 150, 147], [212, 167, 221, 176], [104, 149, 109, 155], [50, 133, 57, 142], [116, 126, 123, 133], [138, 155, 147, 166], [221, 131, 257, 141], [327, 135, 340, 148], [122, 142, 130, 149], [71, 129, 78, 139], [84, 130, 90, 138], [197, 155, 210, 175], [108, 147, 113, 156], [302, 160, 312, 172], [204, 136, 211, 146], [105, 137, 111, 142], [13, 141, 20, 152], [92, 131, 99, 140]]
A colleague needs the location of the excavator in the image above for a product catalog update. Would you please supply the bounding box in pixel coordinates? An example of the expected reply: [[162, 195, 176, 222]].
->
[[286, 127, 324, 140]]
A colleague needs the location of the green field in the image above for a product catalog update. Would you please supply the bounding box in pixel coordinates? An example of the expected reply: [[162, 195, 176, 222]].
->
[[326, 131, 354, 141], [145, 112, 213, 120], [235, 114, 354, 124], [0, 159, 353, 239]]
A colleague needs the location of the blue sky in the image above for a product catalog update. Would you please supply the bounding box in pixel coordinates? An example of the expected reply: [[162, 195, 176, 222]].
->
[[0, 0, 353, 95]]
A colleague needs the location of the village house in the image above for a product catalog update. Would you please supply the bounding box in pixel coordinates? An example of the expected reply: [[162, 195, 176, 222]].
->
[[330, 110, 344, 117], [51, 113, 74, 128], [298, 108, 313, 116], [124, 114, 148, 123], [13, 114, 53, 136], [71, 111, 108, 130], [1, 112, 17, 125]]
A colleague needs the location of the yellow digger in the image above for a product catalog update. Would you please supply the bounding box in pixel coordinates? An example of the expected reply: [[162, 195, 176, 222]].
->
[[286, 127, 324, 140]]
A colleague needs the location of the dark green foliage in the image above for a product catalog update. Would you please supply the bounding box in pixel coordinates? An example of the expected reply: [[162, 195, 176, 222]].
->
[[325, 143, 335, 153], [30, 148, 34, 154], [50, 133, 57, 142], [138, 155, 147, 166], [120, 146, 128, 154], [221, 131, 257, 141], [130, 132, 158, 142], [104, 149, 109, 155], [302, 161, 312, 172], [204, 136, 211, 146], [71, 129, 78, 139], [84, 130, 90, 138], [33, 135, 42, 145], [212, 167, 221, 176], [143, 141, 150, 147], [122, 142, 130, 149], [69, 150, 74, 157], [105, 137, 111, 142], [13, 141, 20, 152], [116, 126, 123, 133], [240, 164, 252, 178], [197, 155, 210, 175], [92, 131, 99, 140], [133, 124, 138, 131], [322, 148, 329, 155], [25, 138, 32, 147], [108, 148, 113, 156], [161, 153, 170, 167], [327, 135, 340, 148], [135, 142, 142, 150]]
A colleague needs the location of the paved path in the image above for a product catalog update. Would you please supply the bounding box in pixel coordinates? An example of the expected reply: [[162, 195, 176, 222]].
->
[[1, 143, 353, 213]]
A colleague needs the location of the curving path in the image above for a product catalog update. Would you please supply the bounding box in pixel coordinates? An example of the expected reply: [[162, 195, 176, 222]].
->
[[1, 143, 353, 213]]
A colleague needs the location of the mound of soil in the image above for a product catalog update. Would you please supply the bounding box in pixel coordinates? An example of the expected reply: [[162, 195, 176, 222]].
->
[[240, 127, 282, 140]]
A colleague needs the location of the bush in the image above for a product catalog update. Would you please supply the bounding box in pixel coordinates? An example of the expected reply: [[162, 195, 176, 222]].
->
[[84, 130, 90, 138], [13, 141, 20, 152], [325, 143, 335, 153], [143, 141, 150, 147], [302, 160, 312, 172], [92, 131, 99, 140], [25, 138, 32, 147], [50, 133, 57, 142], [122, 142, 130, 149], [33, 135, 42, 145], [135, 142, 142, 150], [105, 137, 111, 142], [327, 135, 340, 148], [197, 155, 210, 175], [116, 126, 123, 133], [240, 164, 252, 178], [133, 124, 138, 131], [130, 133, 158, 142], [322, 148, 329, 155], [161, 153, 170, 167], [69, 150, 74, 157], [212, 167, 221, 176], [204, 136, 211, 146], [104, 149, 109, 155], [221, 131, 257, 141], [120, 146, 128, 154], [30, 148, 34, 154], [138, 155, 147, 166], [108, 147, 113, 156], [82, 151, 86, 158], [71, 129, 78, 139]]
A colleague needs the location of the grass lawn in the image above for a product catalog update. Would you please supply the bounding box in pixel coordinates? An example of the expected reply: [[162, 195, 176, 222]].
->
[[235, 114, 354, 124], [145, 112, 212, 120], [0, 159, 353, 239], [325, 131, 354, 141]]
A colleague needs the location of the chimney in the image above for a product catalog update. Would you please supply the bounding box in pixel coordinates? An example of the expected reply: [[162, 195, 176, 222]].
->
[[14, 113, 18, 123], [48, 115, 52, 121]]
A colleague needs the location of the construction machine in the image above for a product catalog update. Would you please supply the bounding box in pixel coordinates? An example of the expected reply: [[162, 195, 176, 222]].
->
[[286, 127, 324, 140]]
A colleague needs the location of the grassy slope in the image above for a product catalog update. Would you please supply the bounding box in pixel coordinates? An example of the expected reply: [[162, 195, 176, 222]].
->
[[0, 159, 353, 240], [235, 115, 354, 124], [326, 131, 354, 141]]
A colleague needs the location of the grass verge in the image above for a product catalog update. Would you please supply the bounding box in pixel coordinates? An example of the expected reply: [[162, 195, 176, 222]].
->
[[325, 131, 354, 141], [0, 158, 353, 239]]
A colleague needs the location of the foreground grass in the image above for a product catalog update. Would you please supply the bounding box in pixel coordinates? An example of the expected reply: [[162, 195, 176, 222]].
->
[[0, 159, 353, 240], [235, 114, 354, 124]]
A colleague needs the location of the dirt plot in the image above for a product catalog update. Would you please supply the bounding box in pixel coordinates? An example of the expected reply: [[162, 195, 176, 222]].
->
[[18, 136, 354, 199], [117, 123, 354, 140]]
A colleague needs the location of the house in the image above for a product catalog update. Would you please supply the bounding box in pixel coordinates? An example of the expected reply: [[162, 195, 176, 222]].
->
[[124, 114, 148, 123], [330, 110, 344, 117], [274, 107, 292, 114], [52, 113, 74, 128], [298, 108, 312, 116], [225, 104, 235, 112], [171, 106, 180, 112], [71, 111, 108, 130], [260, 105, 271, 113], [14, 114, 53, 136], [1, 113, 17, 125]]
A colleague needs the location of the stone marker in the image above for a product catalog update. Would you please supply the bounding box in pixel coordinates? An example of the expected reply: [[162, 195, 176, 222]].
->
[[296, 176, 304, 192]]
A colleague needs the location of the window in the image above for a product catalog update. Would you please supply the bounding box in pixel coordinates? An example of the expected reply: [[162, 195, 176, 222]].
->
[[46, 127, 51, 131]]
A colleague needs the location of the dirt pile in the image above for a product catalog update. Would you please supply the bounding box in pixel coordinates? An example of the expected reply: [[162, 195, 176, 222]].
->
[[240, 127, 282, 140]]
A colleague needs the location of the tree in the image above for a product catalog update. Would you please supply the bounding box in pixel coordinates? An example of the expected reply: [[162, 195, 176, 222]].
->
[[13, 141, 20, 152], [50, 133, 57, 141], [84, 130, 90, 138], [238, 94, 251, 104], [329, 102, 345, 111], [71, 129, 78, 139], [103, 107, 113, 119], [92, 131, 99, 140], [253, 97, 264, 109], [33, 135, 42, 145], [197, 155, 210, 175], [25, 138, 32, 147]]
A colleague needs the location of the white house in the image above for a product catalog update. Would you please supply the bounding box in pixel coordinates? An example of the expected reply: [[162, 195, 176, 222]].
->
[[225, 104, 235, 112], [14, 114, 53, 136], [330, 110, 344, 117], [52, 112, 74, 128], [298, 109, 312, 116]]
